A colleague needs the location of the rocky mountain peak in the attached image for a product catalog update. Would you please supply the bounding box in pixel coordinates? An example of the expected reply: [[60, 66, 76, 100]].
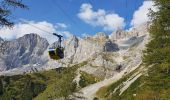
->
[[66, 35, 79, 48], [64, 35, 79, 61], [93, 32, 108, 41], [109, 29, 127, 41], [0, 33, 49, 71]]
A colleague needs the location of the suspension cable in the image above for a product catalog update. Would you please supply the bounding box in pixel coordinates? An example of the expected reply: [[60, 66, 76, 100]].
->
[[50, 0, 85, 33]]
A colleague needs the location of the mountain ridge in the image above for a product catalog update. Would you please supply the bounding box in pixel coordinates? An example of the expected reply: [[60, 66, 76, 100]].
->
[[0, 23, 149, 76]]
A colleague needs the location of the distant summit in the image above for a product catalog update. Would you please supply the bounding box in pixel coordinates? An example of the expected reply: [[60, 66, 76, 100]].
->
[[0, 33, 49, 71]]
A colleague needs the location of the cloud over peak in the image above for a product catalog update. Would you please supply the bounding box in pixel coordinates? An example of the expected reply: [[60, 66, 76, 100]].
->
[[131, 1, 157, 27], [78, 3, 125, 32], [0, 21, 72, 44]]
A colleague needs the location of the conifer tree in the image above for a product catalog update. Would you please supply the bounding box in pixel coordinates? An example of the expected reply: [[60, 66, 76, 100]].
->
[[0, 0, 28, 28], [144, 0, 170, 73]]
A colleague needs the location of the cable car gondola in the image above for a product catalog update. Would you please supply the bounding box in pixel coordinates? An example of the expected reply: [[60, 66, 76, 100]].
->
[[48, 33, 64, 60]]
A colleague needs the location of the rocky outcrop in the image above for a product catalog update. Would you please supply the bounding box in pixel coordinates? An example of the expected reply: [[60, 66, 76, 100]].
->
[[68, 32, 119, 63], [64, 35, 79, 63]]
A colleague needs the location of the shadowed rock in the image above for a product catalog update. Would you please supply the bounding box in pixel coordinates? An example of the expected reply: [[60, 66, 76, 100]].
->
[[104, 40, 119, 52]]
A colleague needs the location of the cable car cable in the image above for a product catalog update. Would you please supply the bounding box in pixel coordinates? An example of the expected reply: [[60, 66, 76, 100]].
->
[[50, 0, 85, 33], [11, 16, 53, 34], [20, 20, 52, 34]]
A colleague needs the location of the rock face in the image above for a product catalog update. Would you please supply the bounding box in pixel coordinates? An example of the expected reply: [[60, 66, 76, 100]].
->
[[0, 33, 49, 71], [104, 40, 119, 52], [64, 35, 79, 63], [64, 32, 119, 63]]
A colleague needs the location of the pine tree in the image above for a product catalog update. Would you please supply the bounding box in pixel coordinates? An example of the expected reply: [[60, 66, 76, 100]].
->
[[144, 0, 170, 73], [0, 0, 28, 28]]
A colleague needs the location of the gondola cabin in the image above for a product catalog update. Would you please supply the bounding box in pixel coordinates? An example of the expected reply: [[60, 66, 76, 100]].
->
[[48, 47, 64, 60], [48, 33, 64, 60]]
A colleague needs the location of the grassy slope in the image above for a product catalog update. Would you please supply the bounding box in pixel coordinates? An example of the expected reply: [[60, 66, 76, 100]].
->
[[33, 66, 77, 100], [118, 65, 170, 100], [96, 65, 170, 100], [96, 65, 141, 99], [0, 60, 105, 100], [0, 74, 47, 100], [0, 61, 88, 100]]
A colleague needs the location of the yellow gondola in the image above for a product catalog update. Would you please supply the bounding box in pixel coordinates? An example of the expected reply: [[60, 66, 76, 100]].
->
[[48, 33, 64, 60]]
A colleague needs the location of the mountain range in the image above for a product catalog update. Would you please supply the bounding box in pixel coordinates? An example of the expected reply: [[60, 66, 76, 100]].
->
[[0, 23, 149, 78]]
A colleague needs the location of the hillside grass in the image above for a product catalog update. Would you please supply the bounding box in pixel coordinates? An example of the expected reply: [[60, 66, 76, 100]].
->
[[118, 65, 170, 100], [33, 67, 77, 100], [0, 61, 88, 100], [0, 74, 46, 100], [96, 65, 170, 100], [96, 65, 141, 99]]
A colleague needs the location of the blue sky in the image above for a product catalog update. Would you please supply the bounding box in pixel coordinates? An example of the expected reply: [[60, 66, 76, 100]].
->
[[0, 0, 156, 43], [13, 0, 144, 35]]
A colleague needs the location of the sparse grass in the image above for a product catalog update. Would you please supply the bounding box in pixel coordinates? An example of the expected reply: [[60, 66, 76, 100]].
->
[[123, 55, 129, 60], [79, 71, 103, 88]]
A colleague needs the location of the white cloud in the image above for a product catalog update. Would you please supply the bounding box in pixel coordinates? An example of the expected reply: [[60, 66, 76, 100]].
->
[[131, 1, 157, 27], [0, 21, 72, 44], [55, 23, 68, 29], [78, 3, 125, 31]]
